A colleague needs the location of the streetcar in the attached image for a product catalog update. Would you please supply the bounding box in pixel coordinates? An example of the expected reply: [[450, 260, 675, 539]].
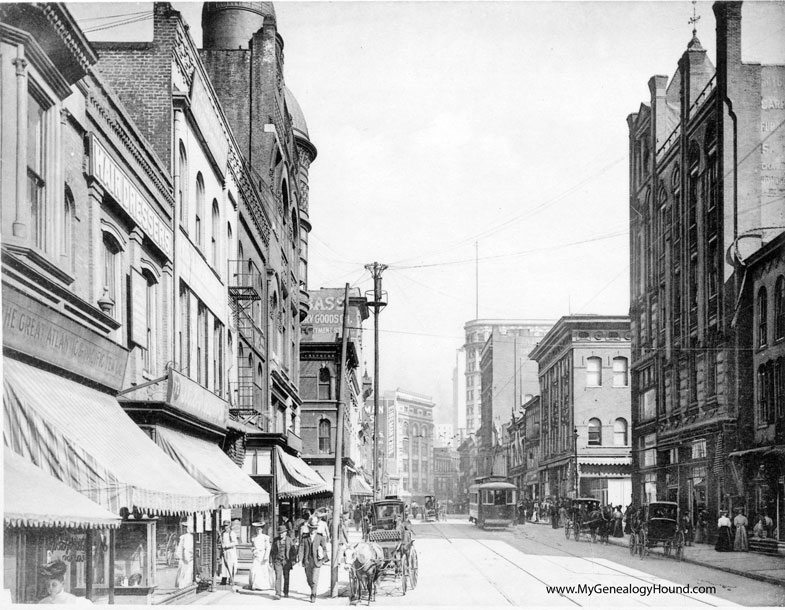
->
[[468, 480, 517, 529]]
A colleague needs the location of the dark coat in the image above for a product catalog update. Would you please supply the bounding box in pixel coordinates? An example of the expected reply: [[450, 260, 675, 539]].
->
[[271, 535, 296, 567], [299, 532, 328, 568]]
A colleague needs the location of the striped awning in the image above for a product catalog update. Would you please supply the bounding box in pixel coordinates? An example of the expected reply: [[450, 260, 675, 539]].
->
[[4, 448, 122, 529], [349, 472, 373, 496], [275, 447, 332, 499], [153, 426, 269, 507], [3, 358, 214, 515]]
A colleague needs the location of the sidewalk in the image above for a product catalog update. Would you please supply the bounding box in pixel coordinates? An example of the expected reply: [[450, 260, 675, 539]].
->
[[183, 527, 366, 605], [526, 519, 785, 587]]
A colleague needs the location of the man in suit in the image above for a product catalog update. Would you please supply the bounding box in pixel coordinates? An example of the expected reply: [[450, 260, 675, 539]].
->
[[299, 515, 328, 603], [270, 526, 296, 599]]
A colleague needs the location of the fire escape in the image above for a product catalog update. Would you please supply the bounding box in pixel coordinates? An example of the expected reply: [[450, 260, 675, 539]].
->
[[228, 259, 269, 430]]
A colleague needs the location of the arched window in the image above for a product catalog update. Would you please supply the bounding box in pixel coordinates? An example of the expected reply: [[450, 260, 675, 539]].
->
[[101, 233, 121, 316], [588, 418, 602, 445], [227, 222, 233, 259], [195, 173, 204, 246], [775, 276, 785, 341], [613, 418, 628, 446], [318, 367, 331, 400], [141, 270, 158, 373], [318, 418, 331, 453], [178, 142, 188, 222], [758, 287, 768, 347], [211, 199, 220, 267], [586, 357, 602, 387], [612, 357, 629, 387], [62, 187, 75, 272]]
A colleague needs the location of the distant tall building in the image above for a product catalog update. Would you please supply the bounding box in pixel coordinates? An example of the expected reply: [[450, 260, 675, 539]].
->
[[463, 320, 553, 435], [451, 347, 467, 440]]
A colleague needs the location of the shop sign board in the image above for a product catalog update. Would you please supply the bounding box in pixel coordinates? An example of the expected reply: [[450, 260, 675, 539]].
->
[[167, 369, 227, 429], [301, 288, 363, 343], [2, 288, 129, 390]]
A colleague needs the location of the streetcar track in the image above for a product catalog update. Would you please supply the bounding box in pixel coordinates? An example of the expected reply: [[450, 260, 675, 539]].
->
[[424, 521, 722, 607]]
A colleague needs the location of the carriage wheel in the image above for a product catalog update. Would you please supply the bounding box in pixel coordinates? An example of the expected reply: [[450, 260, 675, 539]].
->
[[628, 533, 637, 555], [400, 554, 408, 595], [639, 531, 648, 559], [674, 532, 685, 562], [408, 548, 419, 589]]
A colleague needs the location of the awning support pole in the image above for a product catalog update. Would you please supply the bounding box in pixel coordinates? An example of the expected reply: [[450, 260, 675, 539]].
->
[[331, 283, 351, 596], [108, 528, 115, 604], [85, 529, 93, 601]]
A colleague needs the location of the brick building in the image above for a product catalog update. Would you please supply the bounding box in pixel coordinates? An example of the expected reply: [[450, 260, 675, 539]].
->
[[433, 446, 461, 507], [627, 1, 785, 540], [529, 316, 632, 506]]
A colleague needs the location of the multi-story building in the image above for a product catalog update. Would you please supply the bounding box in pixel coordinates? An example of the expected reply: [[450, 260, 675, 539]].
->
[[627, 2, 785, 537], [451, 346, 467, 440], [381, 389, 435, 502], [506, 413, 526, 495], [299, 287, 371, 508], [456, 434, 478, 511], [433, 446, 461, 506], [463, 319, 553, 435], [522, 396, 542, 500], [730, 231, 785, 548], [529, 316, 632, 506]]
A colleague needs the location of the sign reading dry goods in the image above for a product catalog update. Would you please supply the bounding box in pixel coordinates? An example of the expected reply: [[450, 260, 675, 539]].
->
[[301, 288, 364, 343], [89, 135, 173, 259], [760, 67, 785, 227], [2, 288, 129, 390]]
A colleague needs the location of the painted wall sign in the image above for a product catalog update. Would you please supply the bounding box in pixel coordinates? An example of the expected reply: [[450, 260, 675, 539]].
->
[[167, 368, 227, 429], [2, 288, 129, 390], [89, 135, 173, 259], [760, 67, 785, 231], [301, 288, 363, 343]]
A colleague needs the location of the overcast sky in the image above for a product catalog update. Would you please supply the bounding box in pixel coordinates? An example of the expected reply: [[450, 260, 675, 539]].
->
[[70, 1, 785, 425]]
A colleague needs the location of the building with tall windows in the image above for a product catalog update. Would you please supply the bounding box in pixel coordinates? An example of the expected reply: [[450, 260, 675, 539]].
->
[[627, 2, 784, 542], [463, 319, 553, 436], [529, 316, 632, 506]]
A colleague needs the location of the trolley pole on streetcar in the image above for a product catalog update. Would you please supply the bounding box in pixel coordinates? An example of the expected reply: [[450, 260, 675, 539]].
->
[[365, 262, 387, 500]]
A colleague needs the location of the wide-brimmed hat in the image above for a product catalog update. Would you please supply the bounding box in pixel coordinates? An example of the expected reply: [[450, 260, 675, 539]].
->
[[277, 526, 287, 536], [222, 520, 231, 526], [40, 560, 67, 579], [307, 516, 319, 529], [251, 521, 266, 527]]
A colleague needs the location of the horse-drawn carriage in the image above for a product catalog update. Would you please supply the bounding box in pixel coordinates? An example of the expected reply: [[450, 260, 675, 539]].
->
[[628, 501, 684, 561], [348, 498, 418, 604], [564, 498, 610, 543], [423, 495, 439, 522]]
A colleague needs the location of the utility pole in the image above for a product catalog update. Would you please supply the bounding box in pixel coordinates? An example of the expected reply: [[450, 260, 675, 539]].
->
[[365, 262, 388, 500], [330, 283, 350, 596]]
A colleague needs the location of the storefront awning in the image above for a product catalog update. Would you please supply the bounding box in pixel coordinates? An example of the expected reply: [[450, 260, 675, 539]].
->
[[275, 447, 332, 499], [578, 456, 632, 466], [154, 426, 269, 507], [349, 473, 373, 496], [4, 448, 122, 529], [3, 358, 214, 515]]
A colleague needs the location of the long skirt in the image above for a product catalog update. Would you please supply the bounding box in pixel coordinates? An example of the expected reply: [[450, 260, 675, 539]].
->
[[249, 558, 272, 590], [715, 526, 733, 552], [612, 519, 624, 537], [734, 525, 749, 551]]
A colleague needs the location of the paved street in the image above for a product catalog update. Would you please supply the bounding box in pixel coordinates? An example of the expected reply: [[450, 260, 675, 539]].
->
[[188, 519, 785, 607]]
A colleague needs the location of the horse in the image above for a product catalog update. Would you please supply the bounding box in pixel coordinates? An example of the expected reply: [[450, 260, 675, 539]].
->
[[342, 541, 384, 606]]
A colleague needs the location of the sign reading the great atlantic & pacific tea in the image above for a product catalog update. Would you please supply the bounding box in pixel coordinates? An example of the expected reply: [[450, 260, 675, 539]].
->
[[2, 288, 129, 390]]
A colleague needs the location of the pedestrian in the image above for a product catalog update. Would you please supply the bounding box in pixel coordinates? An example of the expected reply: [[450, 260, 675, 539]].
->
[[753, 515, 766, 538], [560, 503, 568, 529], [715, 510, 733, 552], [550, 503, 560, 529], [174, 521, 194, 589], [763, 512, 774, 538], [733, 509, 749, 552], [353, 503, 362, 532], [270, 525, 296, 599], [517, 499, 526, 525], [612, 506, 624, 538], [680, 514, 693, 545], [38, 559, 92, 605], [218, 520, 238, 585], [299, 515, 328, 603], [248, 521, 271, 591]]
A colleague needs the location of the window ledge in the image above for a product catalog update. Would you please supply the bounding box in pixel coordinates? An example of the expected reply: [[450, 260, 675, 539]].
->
[[4, 243, 74, 286]]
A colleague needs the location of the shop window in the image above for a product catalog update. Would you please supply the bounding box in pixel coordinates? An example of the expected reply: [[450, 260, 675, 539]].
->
[[586, 357, 602, 387], [613, 418, 628, 446], [115, 521, 152, 588], [318, 419, 331, 453], [758, 287, 768, 347], [775, 276, 785, 341], [587, 418, 602, 445], [612, 357, 628, 387]]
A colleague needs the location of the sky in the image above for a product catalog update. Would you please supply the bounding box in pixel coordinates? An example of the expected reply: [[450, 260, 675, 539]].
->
[[69, 1, 785, 425]]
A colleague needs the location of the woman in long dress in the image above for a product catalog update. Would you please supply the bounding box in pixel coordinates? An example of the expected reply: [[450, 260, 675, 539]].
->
[[715, 511, 733, 552], [174, 522, 194, 588], [248, 522, 271, 591], [733, 510, 749, 551]]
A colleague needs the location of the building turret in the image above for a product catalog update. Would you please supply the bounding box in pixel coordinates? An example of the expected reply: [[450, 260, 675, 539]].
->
[[201, 2, 275, 50]]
